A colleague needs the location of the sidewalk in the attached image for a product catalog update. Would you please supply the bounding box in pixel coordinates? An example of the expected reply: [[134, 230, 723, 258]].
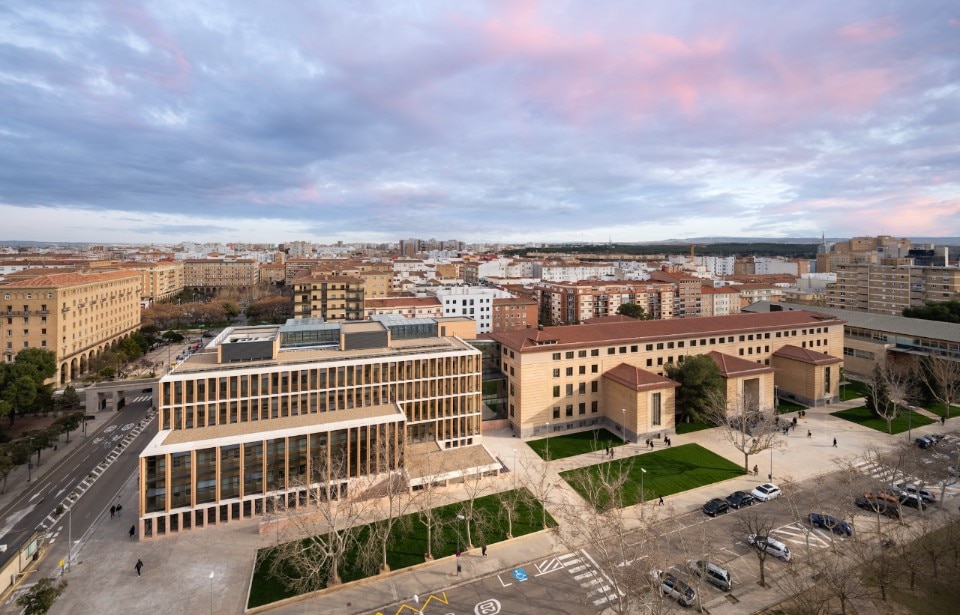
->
[[37, 399, 960, 615]]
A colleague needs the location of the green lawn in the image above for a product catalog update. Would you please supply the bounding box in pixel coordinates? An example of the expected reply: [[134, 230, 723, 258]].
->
[[839, 380, 870, 401], [527, 428, 627, 460], [775, 400, 807, 414], [926, 402, 960, 419], [559, 443, 744, 510], [248, 488, 554, 608], [675, 422, 713, 435], [830, 405, 936, 434]]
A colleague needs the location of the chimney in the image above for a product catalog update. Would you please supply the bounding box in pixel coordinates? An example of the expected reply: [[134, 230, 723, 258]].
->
[[538, 324, 544, 331]]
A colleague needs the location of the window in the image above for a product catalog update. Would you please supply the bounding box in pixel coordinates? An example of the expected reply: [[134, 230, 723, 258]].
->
[[646, 344, 653, 351], [566, 405, 573, 417], [591, 364, 598, 373], [619, 346, 627, 353], [565, 351, 574, 359], [553, 386, 560, 398], [591, 349, 599, 357], [553, 369, 560, 378], [578, 383, 585, 394], [667, 342, 674, 349], [607, 348, 615, 355], [566, 367, 573, 376], [566, 384, 573, 395], [578, 366, 586, 375], [591, 401, 598, 413], [646, 358, 653, 367], [678, 341, 684, 348], [631, 345, 638, 352], [553, 352, 561, 361], [690, 339, 697, 347], [578, 350, 587, 358], [591, 381, 598, 393], [656, 343, 664, 350], [553, 407, 560, 419], [651, 392, 662, 426], [510, 404, 515, 417], [825, 366, 831, 393]]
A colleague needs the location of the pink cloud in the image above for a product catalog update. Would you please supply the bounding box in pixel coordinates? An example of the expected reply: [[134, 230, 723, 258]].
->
[[838, 17, 899, 43], [106, 0, 192, 93]]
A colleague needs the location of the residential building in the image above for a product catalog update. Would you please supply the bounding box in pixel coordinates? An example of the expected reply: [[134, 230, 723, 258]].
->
[[490, 310, 844, 440], [291, 273, 365, 321], [700, 286, 741, 317], [826, 262, 960, 315], [1, 270, 142, 383], [429, 287, 506, 334], [536, 280, 676, 325], [183, 259, 260, 291], [138, 316, 490, 539], [816, 235, 911, 273], [649, 270, 702, 318], [364, 296, 444, 320], [491, 297, 538, 332]]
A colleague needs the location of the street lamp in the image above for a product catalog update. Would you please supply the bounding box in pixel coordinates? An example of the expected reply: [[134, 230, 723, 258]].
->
[[456, 514, 465, 553], [640, 467, 647, 519], [209, 571, 215, 615], [769, 446, 774, 482], [545, 422, 550, 460], [622, 408, 627, 444]]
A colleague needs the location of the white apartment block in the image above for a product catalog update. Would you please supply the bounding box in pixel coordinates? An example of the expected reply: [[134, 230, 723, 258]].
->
[[533, 261, 616, 282], [427, 286, 508, 334]]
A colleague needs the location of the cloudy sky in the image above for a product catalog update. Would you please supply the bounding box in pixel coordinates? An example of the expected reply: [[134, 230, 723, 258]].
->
[[1, 1, 958, 245]]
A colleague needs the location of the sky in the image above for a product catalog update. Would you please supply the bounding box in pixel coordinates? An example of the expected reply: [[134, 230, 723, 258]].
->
[[1, 1, 959, 245]]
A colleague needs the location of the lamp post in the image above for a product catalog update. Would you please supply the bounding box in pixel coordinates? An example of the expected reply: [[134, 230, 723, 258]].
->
[[456, 514, 465, 554], [769, 446, 774, 482], [67, 507, 71, 571], [545, 422, 550, 460], [622, 408, 627, 444], [209, 571, 215, 615], [640, 467, 647, 519]]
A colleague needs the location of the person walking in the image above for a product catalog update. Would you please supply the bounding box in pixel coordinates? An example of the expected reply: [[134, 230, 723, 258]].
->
[[753, 465, 759, 477], [481, 543, 487, 557], [116, 504, 123, 517], [456, 560, 462, 576], [833, 437, 837, 448], [135, 559, 143, 577], [807, 430, 812, 438], [942, 416, 947, 426], [110, 505, 116, 519], [129, 525, 136, 539], [658, 495, 664, 506]]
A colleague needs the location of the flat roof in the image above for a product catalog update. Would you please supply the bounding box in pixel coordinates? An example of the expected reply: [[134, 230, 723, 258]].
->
[[744, 301, 960, 344]]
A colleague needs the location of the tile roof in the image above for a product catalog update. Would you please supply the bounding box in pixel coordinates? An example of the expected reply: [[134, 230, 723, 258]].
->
[[365, 297, 442, 308], [772, 344, 843, 365], [706, 351, 775, 377], [0, 269, 141, 288], [489, 310, 844, 353], [603, 363, 680, 391]]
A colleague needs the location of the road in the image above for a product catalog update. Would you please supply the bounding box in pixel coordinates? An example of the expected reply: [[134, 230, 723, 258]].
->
[[370, 469, 941, 615], [0, 396, 154, 579]]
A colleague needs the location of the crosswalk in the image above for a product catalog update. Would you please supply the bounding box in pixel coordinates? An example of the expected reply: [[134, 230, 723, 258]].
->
[[556, 550, 623, 607], [850, 458, 960, 499], [770, 521, 843, 550], [129, 394, 151, 403]]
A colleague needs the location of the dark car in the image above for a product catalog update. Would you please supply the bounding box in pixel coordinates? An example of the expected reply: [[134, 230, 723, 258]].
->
[[899, 493, 928, 510], [702, 498, 729, 517], [808, 512, 853, 536], [726, 491, 756, 509], [915, 436, 934, 449], [855, 496, 901, 520]]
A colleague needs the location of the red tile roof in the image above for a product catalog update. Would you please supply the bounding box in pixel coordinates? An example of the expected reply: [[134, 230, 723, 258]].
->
[[772, 344, 843, 365], [1, 269, 140, 288], [604, 363, 680, 391], [706, 351, 775, 377], [489, 311, 844, 353]]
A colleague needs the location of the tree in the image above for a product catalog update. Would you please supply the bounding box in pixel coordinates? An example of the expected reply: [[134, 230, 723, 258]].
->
[[0, 448, 15, 494], [616, 303, 649, 320], [866, 363, 916, 434], [358, 434, 409, 574], [706, 389, 781, 474], [17, 577, 67, 615], [664, 354, 725, 423], [55, 412, 83, 443], [737, 511, 778, 587], [903, 300, 960, 323], [920, 355, 960, 419], [457, 470, 491, 550], [58, 385, 81, 411]]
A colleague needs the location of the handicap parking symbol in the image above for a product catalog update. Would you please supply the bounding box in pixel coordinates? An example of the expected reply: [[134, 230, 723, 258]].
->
[[512, 567, 528, 582]]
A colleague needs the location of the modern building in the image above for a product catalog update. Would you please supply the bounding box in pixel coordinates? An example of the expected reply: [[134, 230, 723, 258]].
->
[[489, 310, 844, 440], [1, 270, 142, 383], [428, 287, 506, 334], [364, 296, 444, 320], [744, 301, 960, 377], [138, 315, 491, 539], [816, 235, 911, 273]]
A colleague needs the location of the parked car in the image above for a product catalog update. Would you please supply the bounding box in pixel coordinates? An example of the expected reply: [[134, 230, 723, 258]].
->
[[855, 496, 901, 520], [808, 513, 853, 536], [687, 560, 732, 591], [864, 491, 899, 507], [726, 491, 756, 509], [915, 436, 935, 449], [899, 492, 928, 510], [898, 483, 936, 504], [650, 570, 697, 607], [702, 498, 729, 517], [750, 483, 782, 502], [747, 535, 792, 561]]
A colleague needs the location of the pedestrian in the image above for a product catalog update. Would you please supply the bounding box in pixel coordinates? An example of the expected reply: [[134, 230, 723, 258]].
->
[[110, 505, 116, 519], [658, 495, 664, 506], [129, 525, 136, 539], [833, 437, 837, 448], [942, 416, 947, 426], [456, 549, 461, 559], [482, 543, 487, 557], [456, 561, 462, 576], [117, 503, 123, 517], [807, 430, 812, 438], [135, 559, 143, 577], [753, 465, 759, 476]]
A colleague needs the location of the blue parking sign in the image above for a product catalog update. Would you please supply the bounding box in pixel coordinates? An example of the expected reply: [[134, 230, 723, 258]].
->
[[512, 567, 528, 582]]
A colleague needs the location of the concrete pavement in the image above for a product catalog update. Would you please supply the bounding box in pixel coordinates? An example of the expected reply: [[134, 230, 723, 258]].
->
[[28, 397, 959, 615]]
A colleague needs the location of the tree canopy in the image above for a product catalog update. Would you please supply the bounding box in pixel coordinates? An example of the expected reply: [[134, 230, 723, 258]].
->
[[616, 303, 650, 320], [664, 354, 725, 423], [903, 300, 960, 323]]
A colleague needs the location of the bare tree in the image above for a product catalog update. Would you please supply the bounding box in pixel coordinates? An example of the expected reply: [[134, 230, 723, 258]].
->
[[358, 433, 409, 574], [867, 362, 917, 434], [736, 511, 780, 588], [521, 456, 558, 530], [921, 355, 960, 419], [263, 451, 370, 592], [707, 389, 782, 474], [411, 472, 448, 561], [497, 468, 532, 539], [457, 469, 491, 550]]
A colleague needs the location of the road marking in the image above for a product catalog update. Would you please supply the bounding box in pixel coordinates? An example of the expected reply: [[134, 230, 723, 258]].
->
[[496, 574, 512, 588], [512, 567, 528, 582], [535, 556, 564, 576], [474, 599, 501, 615]]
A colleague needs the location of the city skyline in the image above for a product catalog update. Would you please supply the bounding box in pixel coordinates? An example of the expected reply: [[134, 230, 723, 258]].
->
[[1, 1, 958, 244]]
